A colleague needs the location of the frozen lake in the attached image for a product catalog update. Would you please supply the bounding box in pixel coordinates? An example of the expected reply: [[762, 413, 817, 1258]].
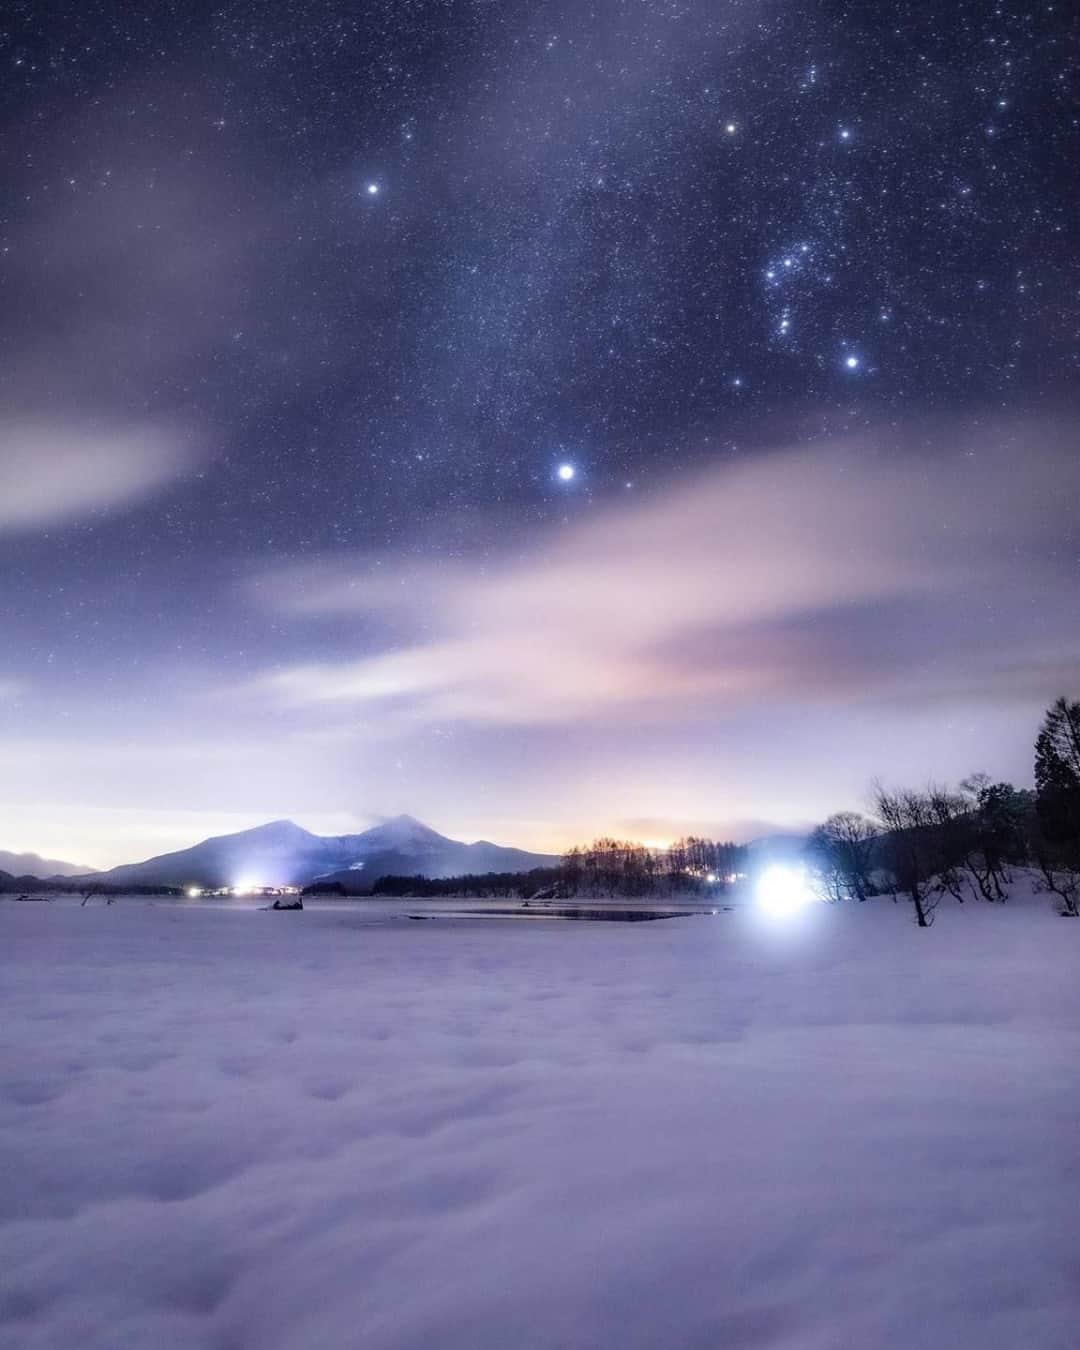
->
[[1, 890, 1077, 1348]]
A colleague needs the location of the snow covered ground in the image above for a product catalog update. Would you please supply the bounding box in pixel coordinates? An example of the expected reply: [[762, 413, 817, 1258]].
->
[[1, 889, 1077, 1350]]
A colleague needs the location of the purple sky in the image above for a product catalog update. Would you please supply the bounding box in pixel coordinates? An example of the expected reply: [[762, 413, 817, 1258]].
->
[[1, 1, 1077, 866]]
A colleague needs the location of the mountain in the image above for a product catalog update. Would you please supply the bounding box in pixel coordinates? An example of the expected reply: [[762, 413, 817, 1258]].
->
[[83, 820, 351, 889], [312, 816, 560, 890], [80, 816, 558, 890], [0, 849, 89, 878]]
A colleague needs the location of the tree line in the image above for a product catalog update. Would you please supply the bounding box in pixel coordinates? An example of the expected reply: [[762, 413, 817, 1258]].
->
[[560, 836, 746, 897], [353, 837, 748, 901], [807, 696, 1080, 925]]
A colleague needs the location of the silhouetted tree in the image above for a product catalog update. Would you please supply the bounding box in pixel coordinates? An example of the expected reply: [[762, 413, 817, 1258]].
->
[[872, 785, 944, 927], [953, 775, 1029, 901], [807, 812, 876, 902], [1032, 697, 1080, 915]]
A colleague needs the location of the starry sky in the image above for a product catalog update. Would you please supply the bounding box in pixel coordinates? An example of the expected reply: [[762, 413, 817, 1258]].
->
[[1, 0, 1078, 866]]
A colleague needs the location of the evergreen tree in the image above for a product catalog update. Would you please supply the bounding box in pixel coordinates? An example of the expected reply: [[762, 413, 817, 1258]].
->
[[1032, 697, 1080, 916], [1034, 697, 1080, 843]]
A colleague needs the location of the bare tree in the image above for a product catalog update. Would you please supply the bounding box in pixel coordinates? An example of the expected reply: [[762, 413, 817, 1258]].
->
[[926, 785, 977, 904], [872, 785, 943, 928], [807, 811, 876, 902]]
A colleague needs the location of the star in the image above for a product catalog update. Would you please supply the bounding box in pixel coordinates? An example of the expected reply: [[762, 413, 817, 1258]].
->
[[725, 122, 737, 135], [557, 463, 575, 482], [844, 355, 861, 370], [365, 183, 380, 196]]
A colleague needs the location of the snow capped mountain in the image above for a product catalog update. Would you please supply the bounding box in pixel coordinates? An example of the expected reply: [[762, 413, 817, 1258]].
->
[[80, 816, 558, 890]]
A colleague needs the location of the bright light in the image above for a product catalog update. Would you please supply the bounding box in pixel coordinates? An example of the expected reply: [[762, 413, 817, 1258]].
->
[[232, 879, 261, 895], [186, 886, 202, 898], [557, 463, 575, 481], [755, 864, 815, 918], [845, 355, 860, 369], [706, 872, 717, 883], [366, 182, 379, 196]]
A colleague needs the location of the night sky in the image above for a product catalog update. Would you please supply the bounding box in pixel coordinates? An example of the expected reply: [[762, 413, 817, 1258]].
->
[[1, 0, 1078, 866]]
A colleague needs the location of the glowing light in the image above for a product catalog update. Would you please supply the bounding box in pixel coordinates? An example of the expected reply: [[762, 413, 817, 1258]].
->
[[365, 182, 380, 196], [725, 122, 737, 134], [706, 873, 717, 883], [755, 865, 815, 918], [186, 886, 203, 898], [844, 355, 860, 370], [557, 463, 575, 482], [233, 878, 261, 895]]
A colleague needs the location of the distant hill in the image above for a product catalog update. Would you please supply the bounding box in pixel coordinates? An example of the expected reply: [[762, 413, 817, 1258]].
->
[[0, 868, 61, 892], [0, 849, 89, 879], [77, 815, 558, 890]]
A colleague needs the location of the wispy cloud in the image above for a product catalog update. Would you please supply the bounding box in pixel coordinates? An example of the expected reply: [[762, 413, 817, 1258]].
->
[[248, 417, 1080, 728], [0, 422, 196, 531], [0, 79, 262, 533]]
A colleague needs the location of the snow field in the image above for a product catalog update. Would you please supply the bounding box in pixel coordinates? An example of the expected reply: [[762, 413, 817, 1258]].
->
[[0, 892, 1076, 1349]]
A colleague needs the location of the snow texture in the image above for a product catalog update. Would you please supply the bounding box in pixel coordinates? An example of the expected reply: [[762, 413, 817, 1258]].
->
[[0, 890, 1076, 1349]]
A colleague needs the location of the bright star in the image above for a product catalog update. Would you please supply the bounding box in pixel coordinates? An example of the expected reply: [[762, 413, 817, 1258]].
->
[[839, 128, 851, 141], [725, 122, 737, 134], [557, 463, 575, 482], [844, 355, 860, 370], [365, 183, 380, 196]]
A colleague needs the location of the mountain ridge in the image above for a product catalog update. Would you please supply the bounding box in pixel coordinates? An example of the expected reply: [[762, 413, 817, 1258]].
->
[[75, 815, 559, 890]]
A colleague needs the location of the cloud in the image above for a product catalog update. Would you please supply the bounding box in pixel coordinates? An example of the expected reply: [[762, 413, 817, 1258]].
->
[[0, 78, 263, 533], [0, 422, 196, 531], [248, 417, 1080, 729]]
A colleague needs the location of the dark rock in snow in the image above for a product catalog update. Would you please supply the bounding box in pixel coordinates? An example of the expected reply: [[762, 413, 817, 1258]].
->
[[271, 896, 303, 911]]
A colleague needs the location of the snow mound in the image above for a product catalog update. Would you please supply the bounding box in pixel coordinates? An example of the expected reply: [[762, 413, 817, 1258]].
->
[[0, 886, 1076, 1349]]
